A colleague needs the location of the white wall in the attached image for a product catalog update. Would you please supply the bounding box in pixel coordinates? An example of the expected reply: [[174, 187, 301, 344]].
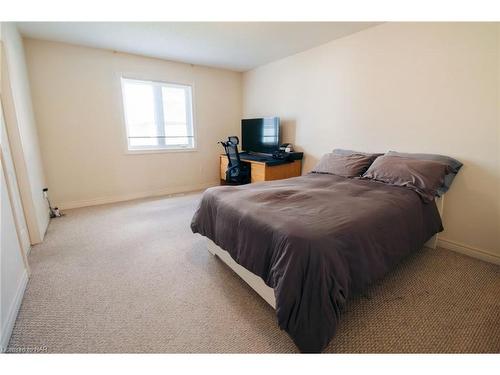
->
[[0, 103, 29, 352], [24, 39, 242, 208], [243, 23, 500, 258], [1, 23, 48, 244], [0, 95, 30, 254], [1, 25, 29, 350]]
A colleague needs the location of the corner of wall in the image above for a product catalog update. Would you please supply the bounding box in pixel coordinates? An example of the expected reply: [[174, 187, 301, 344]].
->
[[1, 22, 49, 244]]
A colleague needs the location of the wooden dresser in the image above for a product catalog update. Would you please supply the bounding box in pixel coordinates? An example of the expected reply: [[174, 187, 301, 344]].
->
[[220, 155, 302, 183]]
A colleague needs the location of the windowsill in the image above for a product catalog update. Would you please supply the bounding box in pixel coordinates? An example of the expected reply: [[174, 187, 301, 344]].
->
[[125, 148, 198, 155]]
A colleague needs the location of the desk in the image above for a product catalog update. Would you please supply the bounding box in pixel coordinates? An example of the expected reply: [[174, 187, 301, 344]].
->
[[220, 155, 302, 183]]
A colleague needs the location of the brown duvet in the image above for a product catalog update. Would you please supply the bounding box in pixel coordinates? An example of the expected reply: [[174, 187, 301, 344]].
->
[[191, 173, 443, 352]]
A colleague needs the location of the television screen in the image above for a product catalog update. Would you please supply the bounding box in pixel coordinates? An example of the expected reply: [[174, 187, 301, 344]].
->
[[241, 117, 280, 154]]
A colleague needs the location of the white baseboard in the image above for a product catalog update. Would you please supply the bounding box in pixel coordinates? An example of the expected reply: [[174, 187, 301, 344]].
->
[[58, 181, 218, 210], [0, 269, 29, 352], [438, 238, 500, 266]]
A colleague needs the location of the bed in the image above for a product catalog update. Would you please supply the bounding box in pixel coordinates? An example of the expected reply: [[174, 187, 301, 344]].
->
[[191, 173, 444, 352]]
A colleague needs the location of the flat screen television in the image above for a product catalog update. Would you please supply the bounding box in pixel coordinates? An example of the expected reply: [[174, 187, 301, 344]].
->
[[241, 117, 280, 154]]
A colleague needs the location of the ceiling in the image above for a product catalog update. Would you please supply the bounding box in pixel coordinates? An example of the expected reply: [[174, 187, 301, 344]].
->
[[17, 22, 379, 72]]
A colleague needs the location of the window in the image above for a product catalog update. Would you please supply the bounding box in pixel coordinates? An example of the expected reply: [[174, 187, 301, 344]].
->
[[121, 78, 195, 151]]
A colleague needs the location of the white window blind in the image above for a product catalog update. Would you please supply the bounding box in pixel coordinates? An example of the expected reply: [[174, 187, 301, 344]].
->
[[121, 78, 195, 151]]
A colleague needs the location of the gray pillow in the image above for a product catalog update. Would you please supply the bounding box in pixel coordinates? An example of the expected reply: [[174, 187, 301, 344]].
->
[[362, 155, 451, 203], [386, 151, 462, 196], [333, 148, 383, 158], [312, 153, 378, 177]]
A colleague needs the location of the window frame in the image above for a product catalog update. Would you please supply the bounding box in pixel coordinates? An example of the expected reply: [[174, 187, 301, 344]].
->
[[120, 76, 197, 154]]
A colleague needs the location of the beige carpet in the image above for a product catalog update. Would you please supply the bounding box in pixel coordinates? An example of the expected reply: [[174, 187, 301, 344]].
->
[[7, 193, 500, 353]]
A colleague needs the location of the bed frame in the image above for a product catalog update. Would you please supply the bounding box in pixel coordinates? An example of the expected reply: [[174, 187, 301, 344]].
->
[[424, 196, 444, 249], [206, 197, 444, 310], [207, 239, 276, 308]]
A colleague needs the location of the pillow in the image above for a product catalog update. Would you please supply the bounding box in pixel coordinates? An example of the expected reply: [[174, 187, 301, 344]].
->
[[362, 155, 451, 203], [386, 151, 462, 196], [312, 153, 379, 178], [332, 148, 383, 159]]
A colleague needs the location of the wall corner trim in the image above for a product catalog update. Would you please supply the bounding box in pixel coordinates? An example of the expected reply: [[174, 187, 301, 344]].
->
[[438, 238, 500, 266]]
